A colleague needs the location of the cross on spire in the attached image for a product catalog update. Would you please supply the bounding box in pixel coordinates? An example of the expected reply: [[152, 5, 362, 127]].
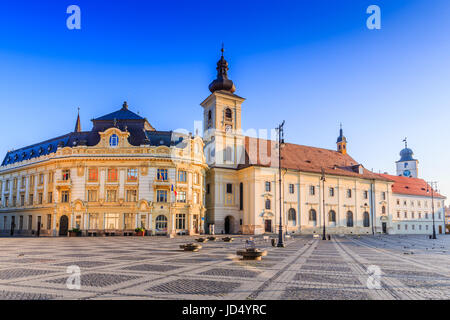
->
[[403, 137, 408, 148]]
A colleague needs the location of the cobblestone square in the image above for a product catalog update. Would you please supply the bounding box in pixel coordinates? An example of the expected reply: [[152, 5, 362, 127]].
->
[[0, 235, 449, 300]]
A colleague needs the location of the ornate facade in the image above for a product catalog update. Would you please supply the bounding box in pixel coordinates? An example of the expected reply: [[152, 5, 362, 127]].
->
[[0, 103, 206, 236]]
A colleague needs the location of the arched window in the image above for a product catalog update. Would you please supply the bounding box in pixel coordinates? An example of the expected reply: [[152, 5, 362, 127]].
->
[[346, 211, 354, 227], [309, 209, 317, 221], [363, 211, 370, 227], [109, 134, 119, 147], [225, 108, 232, 120], [208, 110, 212, 121], [382, 206, 386, 214], [265, 199, 271, 210], [155, 215, 168, 231], [288, 208, 296, 226], [329, 210, 336, 222]]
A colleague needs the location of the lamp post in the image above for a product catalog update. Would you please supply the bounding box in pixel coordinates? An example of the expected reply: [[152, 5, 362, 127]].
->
[[276, 120, 285, 248], [321, 168, 327, 240], [427, 181, 437, 240]]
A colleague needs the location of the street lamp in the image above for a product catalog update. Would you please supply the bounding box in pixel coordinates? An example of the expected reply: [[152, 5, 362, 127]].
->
[[427, 182, 437, 240], [321, 168, 327, 240], [276, 120, 285, 248]]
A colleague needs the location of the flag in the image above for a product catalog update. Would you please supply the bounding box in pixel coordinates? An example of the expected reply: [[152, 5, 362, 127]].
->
[[171, 185, 177, 198]]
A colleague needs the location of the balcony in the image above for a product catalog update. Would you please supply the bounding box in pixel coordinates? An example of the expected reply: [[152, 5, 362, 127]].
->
[[56, 178, 72, 188], [153, 179, 172, 187]]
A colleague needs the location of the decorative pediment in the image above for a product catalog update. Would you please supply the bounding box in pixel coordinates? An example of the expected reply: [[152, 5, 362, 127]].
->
[[96, 128, 132, 149]]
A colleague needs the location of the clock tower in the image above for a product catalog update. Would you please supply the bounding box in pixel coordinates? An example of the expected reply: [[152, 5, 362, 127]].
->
[[201, 47, 245, 168], [396, 138, 419, 178]]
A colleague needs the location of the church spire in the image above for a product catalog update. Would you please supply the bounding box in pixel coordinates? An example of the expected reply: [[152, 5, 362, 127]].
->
[[208, 45, 236, 93], [74, 107, 81, 132], [336, 123, 347, 154]]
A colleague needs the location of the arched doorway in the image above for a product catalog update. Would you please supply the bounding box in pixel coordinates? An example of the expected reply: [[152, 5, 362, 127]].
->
[[59, 215, 69, 236], [224, 216, 234, 234]]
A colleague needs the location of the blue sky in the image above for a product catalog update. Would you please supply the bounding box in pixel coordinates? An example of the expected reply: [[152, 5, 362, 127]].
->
[[0, 0, 449, 198]]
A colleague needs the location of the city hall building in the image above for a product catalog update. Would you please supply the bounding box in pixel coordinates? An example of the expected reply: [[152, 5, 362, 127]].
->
[[0, 50, 446, 236], [0, 102, 207, 236]]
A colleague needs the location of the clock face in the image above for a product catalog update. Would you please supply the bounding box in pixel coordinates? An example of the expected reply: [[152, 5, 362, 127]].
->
[[403, 170, 411, 177]]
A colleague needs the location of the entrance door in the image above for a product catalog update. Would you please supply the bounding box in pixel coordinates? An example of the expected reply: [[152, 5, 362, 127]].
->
[[224, 216, 231, 234], [382, 222, 387, 234], [10, 216, 15, 236], [439, 225, 443, 234], [59, 215, 69, 236], [193, 215, 199, 234], [265, 220, 272, 233]]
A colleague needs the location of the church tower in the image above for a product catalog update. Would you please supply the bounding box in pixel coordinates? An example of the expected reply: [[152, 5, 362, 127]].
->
[[336, 124, 347, 154], [396, 138, 419, 178], [201, 47, 245, 168]]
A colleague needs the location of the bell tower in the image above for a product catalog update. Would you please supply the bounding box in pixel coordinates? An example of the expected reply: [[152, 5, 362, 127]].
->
[[396, 138, 419, 178], [336, 124, 347, 155], [201, 47, 245, 168]]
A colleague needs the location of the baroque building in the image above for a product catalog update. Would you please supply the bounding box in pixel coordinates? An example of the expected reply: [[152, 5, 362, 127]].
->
[[0, 102, 207, 236], [379, 143, 446, 235], [202, 51, 394, 235]]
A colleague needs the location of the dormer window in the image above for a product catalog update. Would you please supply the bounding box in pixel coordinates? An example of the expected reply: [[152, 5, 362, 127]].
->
[[109, 134, 119, 147]]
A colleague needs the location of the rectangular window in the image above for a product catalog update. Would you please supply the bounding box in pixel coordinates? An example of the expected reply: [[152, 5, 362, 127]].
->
[[265, 181, 271, 192], [176, 214, 186, 229], [62, 170, 70, 181], [5, 180, 9, 191], [88, 168, 98, 182], [176, 191, 186, 203], [28, 194, 33, 205], [19, 216, 23, 230], [5, 196, 9, 207], [38, 193, 43, 205], [48, 171, 54, 183], [38, 174, 44, 185], [310, 185, 315, 196], [329, 187, 335, 197], [12, 196, 16, 207], [46, 214, 52, 230], [28, 215, 32, 230], [157, 190, 168, 203], [126, 189, 137, 202], [127, 168, 138, 181], [20, 194, 25, 206], [397, 211, 400, 218], [87, 190, 98, 202], [289, 184, 295, 194], [364, 190, 369, 199], [61, 191, 69, 203], [157, 169, 168, 181], [123, 213, 135, 230], [397, 224, 400, 230], [206, 184, 210, 194], [347, 189, 352, 198], [106, 190, 117, 202], [108, 169, 118, 182], [382, 192, 386, 200], [177, 170, 187, 182], [226, 183, 233, 194], [396, 199, 400, 205], [48, 192, 53, 203], [104, 213, 120, 230], [411, 212, 415, 219], [89, 213, 99, 229]]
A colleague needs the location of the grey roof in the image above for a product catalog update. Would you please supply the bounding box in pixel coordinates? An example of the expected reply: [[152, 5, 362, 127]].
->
[[1, 104, 190, 167]]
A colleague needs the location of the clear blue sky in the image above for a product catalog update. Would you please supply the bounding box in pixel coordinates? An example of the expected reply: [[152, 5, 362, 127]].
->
[[0, 0, 449, 198]]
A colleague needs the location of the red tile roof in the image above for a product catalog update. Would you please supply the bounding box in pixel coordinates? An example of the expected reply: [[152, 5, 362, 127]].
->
[[238, 137, 392, 181], [378, 174, 446, 199]]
